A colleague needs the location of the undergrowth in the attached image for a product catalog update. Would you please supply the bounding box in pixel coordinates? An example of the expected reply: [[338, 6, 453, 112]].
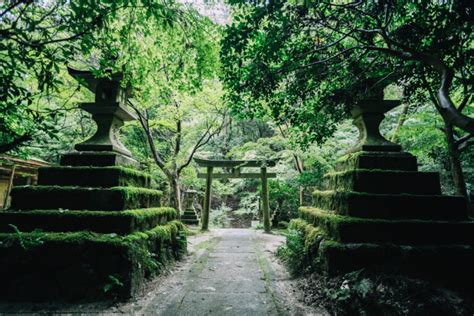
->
[[299, 270, 474, 316]]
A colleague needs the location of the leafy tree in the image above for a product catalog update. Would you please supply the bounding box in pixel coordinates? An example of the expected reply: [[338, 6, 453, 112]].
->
[[90, 9, 225, 213], [0, 0, 187, 153], [221, 1, 473, 148]]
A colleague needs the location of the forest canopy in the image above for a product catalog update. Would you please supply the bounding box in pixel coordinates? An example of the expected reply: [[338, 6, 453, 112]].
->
[[221, 0, 473, 147], [0, 0, 473, 217]]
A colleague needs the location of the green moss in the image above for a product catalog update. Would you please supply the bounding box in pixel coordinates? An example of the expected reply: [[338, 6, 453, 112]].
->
[[325, 168, 418, 178], [11, 207, 175, 220], [111, 186, 162, 202], [299, 207, 474, 245], [0, 221, 187, 300], [40, 165, 151, 180], [11, 186, 163, 211], [14, 185, 162, 196], [336, 152, 362, 164], [0, 207, 177, 234], [0, 220, 185, 250], [289, 218, 325, 252], [278, 218, 327, 274]]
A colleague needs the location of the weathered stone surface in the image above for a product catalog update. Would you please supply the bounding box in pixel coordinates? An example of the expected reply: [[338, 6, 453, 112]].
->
[[181, 208, 200, 225], [312, 191, 467, 220], [0, 208, 175, 234], [322, 170, 441, 195], [318, 240, 474, 287], [10, 186, 162, 211], [38, 166, 151, 188], [60, 151, 139, 168], [300, 207, 474, 245], [0, 221, 186, 301], [336, 151, 418, 172], [66, 68, 137, 158], [350, 99, 402, 153]]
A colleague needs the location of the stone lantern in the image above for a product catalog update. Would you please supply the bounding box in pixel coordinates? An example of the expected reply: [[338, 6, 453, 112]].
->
[[181, 189, 200, 225], [60, 67, 139, 167]]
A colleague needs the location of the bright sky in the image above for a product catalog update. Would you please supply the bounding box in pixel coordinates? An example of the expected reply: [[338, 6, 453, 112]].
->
[[179, 0, 230, 25]]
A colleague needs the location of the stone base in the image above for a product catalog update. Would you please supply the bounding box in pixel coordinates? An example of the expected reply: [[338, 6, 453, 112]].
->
[[290, 216, 474, 288], [38, 166, 151, 188], [292, 148, 474, 288], [337, 151, 418, 172], [301, 207, 474, 244], [311, 191, 467, 220], [0, 221, 186, 301], [0, 208, 176, 235], [181, 209, 200, 225], [323, 170, 441, 195], [61, 151, 139, 168], [318, 240, 474, 287], [10, 186, 162, 211]]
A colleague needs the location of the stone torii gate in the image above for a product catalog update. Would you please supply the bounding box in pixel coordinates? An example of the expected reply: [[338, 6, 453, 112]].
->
[[194, 158, 276, 233]]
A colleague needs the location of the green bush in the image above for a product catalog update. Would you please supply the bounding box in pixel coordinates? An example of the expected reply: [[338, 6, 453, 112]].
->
[[277, 219, 326, 275], [276, 228, 307, 275], [268, 180, 300, 224]]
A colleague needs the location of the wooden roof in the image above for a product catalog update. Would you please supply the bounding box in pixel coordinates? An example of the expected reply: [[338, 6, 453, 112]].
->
[[0, 155, 50, 177]]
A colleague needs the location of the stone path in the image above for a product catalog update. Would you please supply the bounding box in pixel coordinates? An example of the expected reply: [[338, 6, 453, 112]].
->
[[143, 229, 282, 315], [128, 228, 326, 315]]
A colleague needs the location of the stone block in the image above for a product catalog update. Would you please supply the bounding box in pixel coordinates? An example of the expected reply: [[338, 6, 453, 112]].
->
[[318, 240, 474, 287], [300, 208, 474, 245], [323, 170, 441, 195], [10, 186, 162, 211], [38, 166, 151, 188], [0, 221, 186, 301], [0, 208, 176, 234], [312, 191, 467, 220], [336, 151, 418, 172], [60, 151, 139, 168]]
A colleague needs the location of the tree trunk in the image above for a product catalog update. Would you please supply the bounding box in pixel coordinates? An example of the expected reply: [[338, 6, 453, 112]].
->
[[444, 122, 468, 197], [299, 186, 304, 206], [169, 175, 182, 219], [391, 102, 410, 143]]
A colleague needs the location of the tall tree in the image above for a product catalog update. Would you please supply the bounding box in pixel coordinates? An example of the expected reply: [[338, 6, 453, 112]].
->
[[95, 8, 225, 212], [221, 1, 473, 148], [0, 0, 186, 153]]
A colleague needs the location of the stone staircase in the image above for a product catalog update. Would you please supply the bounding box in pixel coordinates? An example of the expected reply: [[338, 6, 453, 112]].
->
[[181, 208, 200, 226], [297, 94, 474, 288], [304, 149, 474, 288], [0, 68, 186, 301]]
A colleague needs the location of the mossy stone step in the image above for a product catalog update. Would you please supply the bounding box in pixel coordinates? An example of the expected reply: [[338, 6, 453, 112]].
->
[[0, 208, 176, 235], [301, 207, 474, 245], [336, 151, 418, 172], [0, 221, 187, 301], [181, 214, 198, 220], [323, 170, 441, 195], [312, 190, 467, 220], [38, 166, 151, 188], [182, 219, 199, 225], [11, 186, 162, 211], [60, 151, 139, 168], [183, 209, 197, 215], [318, 240, 474, 287]]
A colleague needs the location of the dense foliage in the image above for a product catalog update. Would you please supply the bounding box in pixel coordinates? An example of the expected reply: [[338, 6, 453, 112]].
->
[[0, 0, 189, 153], [221, 0, 473, 147], [1, 1, 472, 218]]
